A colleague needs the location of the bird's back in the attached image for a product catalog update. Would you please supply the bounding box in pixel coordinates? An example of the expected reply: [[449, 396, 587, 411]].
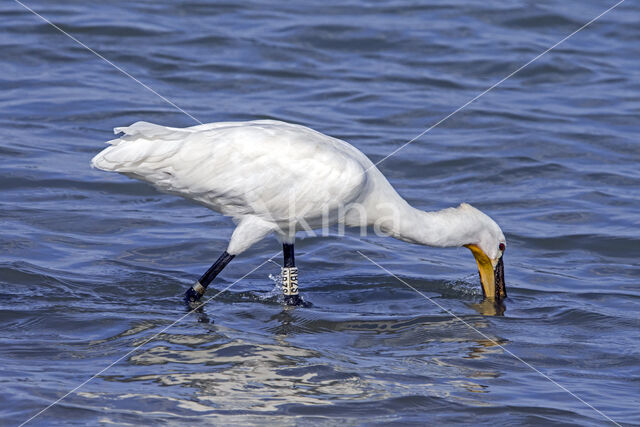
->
[[92, 120, 370, 226]]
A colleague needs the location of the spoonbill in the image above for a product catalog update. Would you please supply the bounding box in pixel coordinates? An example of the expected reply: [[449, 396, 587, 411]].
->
[[92, 120, 506, 306]]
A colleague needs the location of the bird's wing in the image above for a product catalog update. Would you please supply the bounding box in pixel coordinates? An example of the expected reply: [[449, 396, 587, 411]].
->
[[92, 121, 368, 222]]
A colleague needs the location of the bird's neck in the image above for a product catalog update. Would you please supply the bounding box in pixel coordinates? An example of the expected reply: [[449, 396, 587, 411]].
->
[[389, 203, 481, 248]]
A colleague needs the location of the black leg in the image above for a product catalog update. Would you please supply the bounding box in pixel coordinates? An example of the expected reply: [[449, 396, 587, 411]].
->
[[185, 251, 235, 303], [283, 243, 295, 268], [282, 243, 308, 306]]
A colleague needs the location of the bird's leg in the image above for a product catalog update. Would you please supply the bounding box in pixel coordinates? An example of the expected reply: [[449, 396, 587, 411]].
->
[[282, 243, 306, 306], [184, 251, 235, 303]]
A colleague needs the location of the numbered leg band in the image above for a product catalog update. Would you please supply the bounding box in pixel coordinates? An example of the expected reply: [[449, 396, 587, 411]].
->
[[192, 281, 206, 295], [281, 267, 299, 296]]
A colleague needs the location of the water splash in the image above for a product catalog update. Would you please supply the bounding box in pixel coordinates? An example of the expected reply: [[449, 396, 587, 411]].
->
[[263, 272, 284, 303], [444, 274, 484, 298]]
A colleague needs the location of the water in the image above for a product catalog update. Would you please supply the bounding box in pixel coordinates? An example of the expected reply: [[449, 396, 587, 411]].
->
[[1, 0, 639, 425]]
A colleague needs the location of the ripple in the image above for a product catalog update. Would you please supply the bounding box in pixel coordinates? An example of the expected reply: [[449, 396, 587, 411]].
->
[[2, 0, 640, 425]]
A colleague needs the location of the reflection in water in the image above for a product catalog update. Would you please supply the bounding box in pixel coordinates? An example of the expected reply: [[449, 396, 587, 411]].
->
[[127, 337, 361, 411], [463, 338, 509, 361], [96, 307, 513, 416], [270, 309, 297, 336], [469, 299, 507, 316], [190, 302, 212, 324]]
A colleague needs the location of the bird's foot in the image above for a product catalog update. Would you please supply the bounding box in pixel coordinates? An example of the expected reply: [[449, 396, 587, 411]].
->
[[284, 294, 312, 307], [184, 286, 204, 304]]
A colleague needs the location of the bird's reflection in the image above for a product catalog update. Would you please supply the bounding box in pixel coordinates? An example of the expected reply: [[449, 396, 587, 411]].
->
[[270, 307, 300, 335], [185, 299, 212, 324], [156, 291, 516, 414], [463, 337, 509, 360], [469, 298, 506, 316]]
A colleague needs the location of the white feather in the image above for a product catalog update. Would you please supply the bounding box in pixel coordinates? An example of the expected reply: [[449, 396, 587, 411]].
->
[[92, 120, 505, 257]]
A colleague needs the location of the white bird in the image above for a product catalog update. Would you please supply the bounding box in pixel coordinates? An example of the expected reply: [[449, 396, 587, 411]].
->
[[92, 120, 506, 305]]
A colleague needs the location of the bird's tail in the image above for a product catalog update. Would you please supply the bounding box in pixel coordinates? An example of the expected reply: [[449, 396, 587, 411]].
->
[[91, 121, 185, 173]]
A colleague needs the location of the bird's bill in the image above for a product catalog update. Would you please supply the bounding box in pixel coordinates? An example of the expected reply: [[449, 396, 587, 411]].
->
[[464, 244, 506, 299]]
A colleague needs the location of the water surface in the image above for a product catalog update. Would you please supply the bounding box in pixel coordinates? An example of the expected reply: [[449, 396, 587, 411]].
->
[[1, 0, 639, 425]]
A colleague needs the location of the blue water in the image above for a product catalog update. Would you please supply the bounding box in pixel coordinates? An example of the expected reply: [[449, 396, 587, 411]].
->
[[1, 0, 639, 425]]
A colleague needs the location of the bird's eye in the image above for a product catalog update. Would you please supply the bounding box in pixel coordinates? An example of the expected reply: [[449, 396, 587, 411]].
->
[[499, 243, 505, 252]]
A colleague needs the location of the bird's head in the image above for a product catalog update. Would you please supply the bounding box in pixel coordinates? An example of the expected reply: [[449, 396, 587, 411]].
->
[[459, 204, 507, 300]]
